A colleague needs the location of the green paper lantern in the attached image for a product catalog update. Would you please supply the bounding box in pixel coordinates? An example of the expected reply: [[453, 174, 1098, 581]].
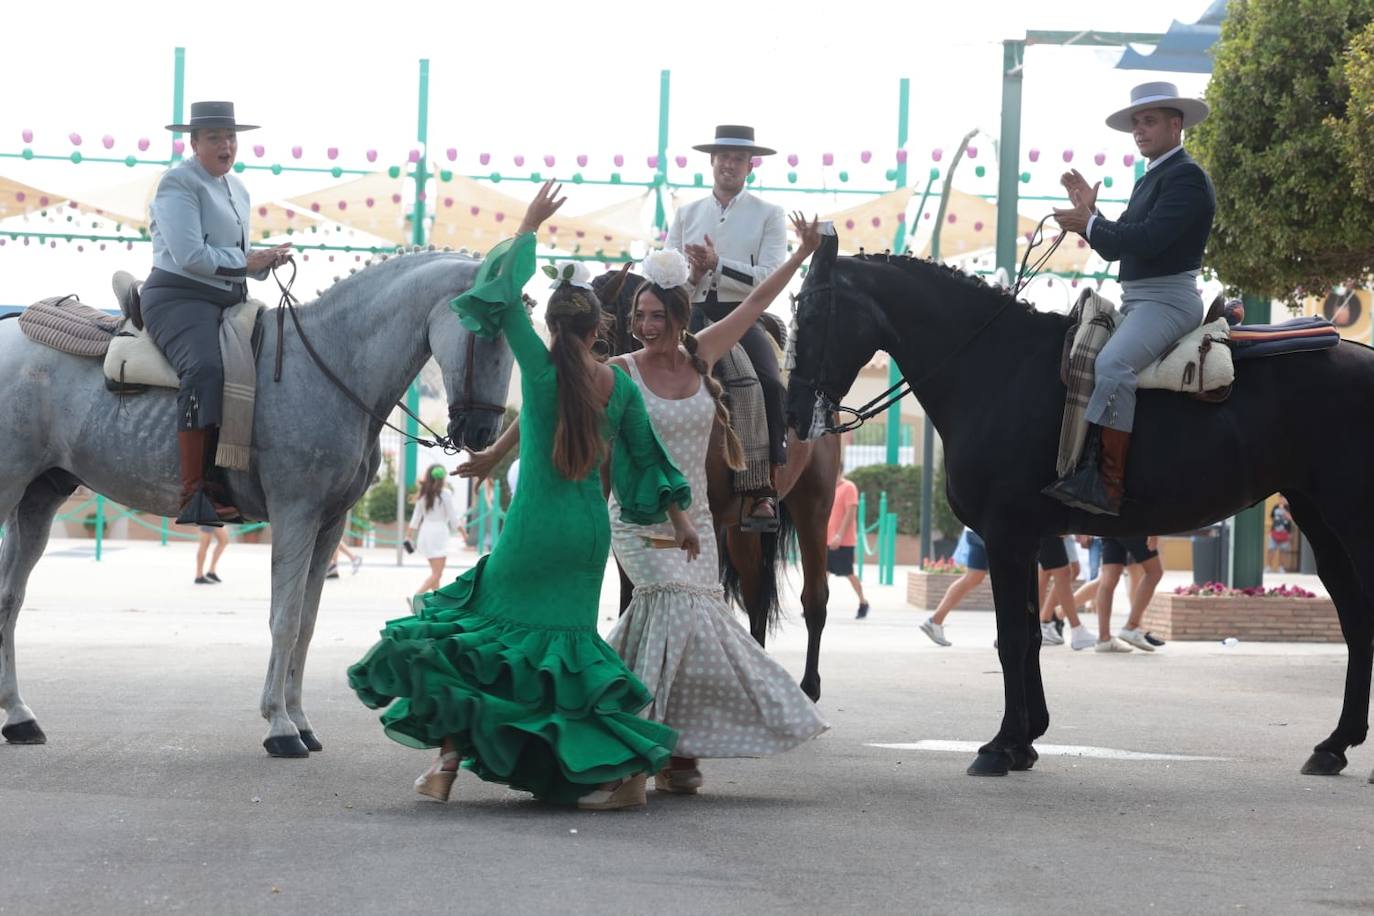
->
[[974, 165, 986, 177], [387, 165, 401, 179], [1103, 176, 1114, 188], [490, 172, 502, 183], [271, 164, 283, 175], [885, 168, 897, 181], [124, 155, 137, 167], [439, 169, 452, 182], [1020, 171, 1031, 183], [530, 172, 541, 182], [610, 173, 621, 184], [70, 152, 82, 163], [332, 167, 344, 178], [21, 148, 33, 160], [572, 173, 584, 184], [746, 174, 755, 184], [693, 172, 703, 186], [785, 171, 796, 183], [929, 167, 940, 180], [839, 171, 849, 182], [233, 162, 245, 173]]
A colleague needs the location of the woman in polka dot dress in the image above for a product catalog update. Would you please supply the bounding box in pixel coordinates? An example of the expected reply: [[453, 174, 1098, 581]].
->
[[607, 215, 828, 795]]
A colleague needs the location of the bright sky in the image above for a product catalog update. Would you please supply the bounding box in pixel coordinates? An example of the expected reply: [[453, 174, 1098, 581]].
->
[[0, 0, 1216, 309]]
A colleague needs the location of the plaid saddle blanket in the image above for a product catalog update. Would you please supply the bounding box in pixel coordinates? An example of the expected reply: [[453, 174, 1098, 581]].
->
[[1055, 289, 1234, 475]]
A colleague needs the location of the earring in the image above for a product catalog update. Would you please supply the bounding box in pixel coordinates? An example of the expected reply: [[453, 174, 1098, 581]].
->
[[590, 338, 610, 360]]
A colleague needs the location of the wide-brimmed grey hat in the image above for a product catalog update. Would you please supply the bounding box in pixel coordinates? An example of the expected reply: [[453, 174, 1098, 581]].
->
[[1106, 82, 1209, 132], [692, 124, 775, 156], [165, 101, 259, 133]]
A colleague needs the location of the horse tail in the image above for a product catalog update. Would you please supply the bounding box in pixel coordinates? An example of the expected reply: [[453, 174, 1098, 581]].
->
[[720, 503, 795, 635]]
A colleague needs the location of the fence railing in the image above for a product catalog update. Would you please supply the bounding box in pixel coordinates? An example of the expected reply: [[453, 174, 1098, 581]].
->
[[855, 491, 898, 586]]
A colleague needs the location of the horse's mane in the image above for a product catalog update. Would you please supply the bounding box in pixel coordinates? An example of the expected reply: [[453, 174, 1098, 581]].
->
[[303, 246, 482, 307], [846, 251, 1070, 328]]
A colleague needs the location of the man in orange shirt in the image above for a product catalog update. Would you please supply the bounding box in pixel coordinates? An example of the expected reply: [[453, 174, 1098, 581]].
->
[[827, 464, 869, 619]]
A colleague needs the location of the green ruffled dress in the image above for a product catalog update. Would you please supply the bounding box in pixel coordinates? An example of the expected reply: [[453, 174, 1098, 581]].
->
[[349, 232, 691, 804]]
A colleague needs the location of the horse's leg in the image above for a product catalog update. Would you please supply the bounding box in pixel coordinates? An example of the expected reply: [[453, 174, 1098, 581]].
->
[[726, 528, 768, 646], [616, 559, 634, 616], [788, 485, 830, 702], [260, 515, 320, 758], [968, 534, 1040, 777], [1286, 495, 1373, 778], [0, 477, 70, 745], [283, 513, 346, 754], [1021, 562, 1049, 766]]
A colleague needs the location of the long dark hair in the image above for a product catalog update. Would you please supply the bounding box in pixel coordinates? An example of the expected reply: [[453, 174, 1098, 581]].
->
[[633, 283, 745, 471], [418, 464, 446, 510], [547, 284, 609, 480]]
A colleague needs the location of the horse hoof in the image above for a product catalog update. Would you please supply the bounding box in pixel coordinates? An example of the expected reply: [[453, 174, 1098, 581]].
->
[[298, 730, 323, 753], [2, 719, 47, 745], [263, 734, 310, 758], [1010, 746, 1039, 771], [967, 751, 1011, 777], [1300, 750, 1347, 776], [799, 677, 821, 703]]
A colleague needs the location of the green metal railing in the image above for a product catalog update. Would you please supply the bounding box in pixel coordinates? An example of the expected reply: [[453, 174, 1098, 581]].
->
[[465, 482, 505, 554], [855, 491, 898, 586]]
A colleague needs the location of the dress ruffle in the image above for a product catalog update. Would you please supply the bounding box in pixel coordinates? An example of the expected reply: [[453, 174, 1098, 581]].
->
[[612, 445, 693, 527], [449, 232, 536, 339], [348, 556, 677, 805]]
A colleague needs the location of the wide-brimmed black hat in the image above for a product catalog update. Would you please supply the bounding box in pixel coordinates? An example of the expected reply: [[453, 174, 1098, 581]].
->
[[165, 101, 259, 133], [692, 124, 775, 157]]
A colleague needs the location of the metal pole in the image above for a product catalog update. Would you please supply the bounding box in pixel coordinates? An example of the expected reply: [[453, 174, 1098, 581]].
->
[[94, 494, 105, 562], [405, 59, 430, 496], [653, 69, 671, 236], [856, 492, 867, 580], [995, 39, 1025, 282], [885, 78, 910, 468], [395, 450, 405, 567], [170, 48, 185, 163]]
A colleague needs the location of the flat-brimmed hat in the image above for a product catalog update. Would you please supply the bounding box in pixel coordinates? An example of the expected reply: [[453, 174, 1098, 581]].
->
[[692, 125, 775, 157], [165, 101, 259, 133], [1106, 81, 1209, 132]]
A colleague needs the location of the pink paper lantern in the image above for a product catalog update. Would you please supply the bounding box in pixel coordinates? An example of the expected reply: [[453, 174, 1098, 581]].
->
[[479, 152, 491, 165], [495, 212, 505, 223], [173, 140, 185, 155], [337, 200, 347, 210], [947, 213, 957, 223], [861, 150, 872, 163], [327, 147, 339, 160], [446, 148, 457, 161], [544, 154, 555, 167], [258, 206, 268, 217], [675, 155, 687, 168], [577, 154, 588, 167], [443, 197, 454, 208], [923, 212, 931, 220], [310, 202, 321, 212], [253, 144, 265, 158], [822, 152, 834, 166], [292, 145, 303, 159], [1029, 148, 1040, 162], [896, 149, 908, 164], [470, 205, 480, 216], [409, 149, 421, 163], [974, 220, 985, 231], [575, 230, 586, 238], [1123, 153, 1136, 167], [101, 135, 114, 149], [1062, 149, 1074, 163], [391, 193, 402, 204], [365, 197, 375, 208], [547, 225, 558, 234], [613, 154, 624, 167], [1094, 152, 1106, 166], [39, 195, 49, 206], [285, 209, 295, 219], [647, 155, 659, 168], [871, 216, 882, 228], [513, 154, 524, 167], [21, 128, 33, 143], [14, 191, 25, 202], [787, 153, 799, 167], [845, 219, 855, 230], [69, 132, 82, 146], [137, 137, 150, 151], [751, 156, 762, 168], [1077, 238, 1087, 248], [366, 149, 378, 162]]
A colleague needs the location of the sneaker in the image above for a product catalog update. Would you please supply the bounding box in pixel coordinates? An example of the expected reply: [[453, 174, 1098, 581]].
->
[[1117, 628, 1155, 652], [205, 571, 222, 584], [1040, 622, 1064, 646], [919, 617, 952, 647], [325, 563, 340, 580], [1144, 631, 1166, 647], [1052, 615, 1065, 637], [1095, 637, 1133, 653], [350, 555, 363, 575], [856, 602, 870, 620], [1070, 625, 1097, 651], [194, 575, 211, 585]]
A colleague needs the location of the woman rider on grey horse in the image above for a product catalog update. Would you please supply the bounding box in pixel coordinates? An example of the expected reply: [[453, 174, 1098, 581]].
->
[[141, 101, 290, 525]]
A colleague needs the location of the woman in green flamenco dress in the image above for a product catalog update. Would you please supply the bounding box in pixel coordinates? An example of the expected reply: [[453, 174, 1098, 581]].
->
[[349, 182, 700, 810]]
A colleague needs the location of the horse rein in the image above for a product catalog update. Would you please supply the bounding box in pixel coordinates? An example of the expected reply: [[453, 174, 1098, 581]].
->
[[269, 259, 459, 454], [1013, 214, 1067, 296]]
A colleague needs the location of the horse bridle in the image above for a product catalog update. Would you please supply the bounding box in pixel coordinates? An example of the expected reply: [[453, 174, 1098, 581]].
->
[[269, 259, 466, 454]]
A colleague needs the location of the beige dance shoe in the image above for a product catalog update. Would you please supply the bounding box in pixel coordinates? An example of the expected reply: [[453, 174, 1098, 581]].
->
[[576, 773, 647, 811]]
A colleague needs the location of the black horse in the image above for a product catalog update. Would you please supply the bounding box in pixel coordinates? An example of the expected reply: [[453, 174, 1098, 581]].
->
[[786, 232, 1374, 780]]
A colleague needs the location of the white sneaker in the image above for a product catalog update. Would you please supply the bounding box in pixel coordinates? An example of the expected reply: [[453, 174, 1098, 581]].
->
[[919, 617, 952, 647], [1040, 622, 1064, 646], [1117, 628, 1155, 652], [1095, 637, 1133, 653], [1070, 625, 1097, 651]]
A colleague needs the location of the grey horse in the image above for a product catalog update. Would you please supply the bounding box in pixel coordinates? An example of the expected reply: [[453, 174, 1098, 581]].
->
[[0, 251, 513, 757]]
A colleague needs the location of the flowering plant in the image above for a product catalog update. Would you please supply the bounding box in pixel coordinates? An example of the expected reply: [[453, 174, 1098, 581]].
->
[[921, 557, 967, 574], [1173, 582, 1317, 598]]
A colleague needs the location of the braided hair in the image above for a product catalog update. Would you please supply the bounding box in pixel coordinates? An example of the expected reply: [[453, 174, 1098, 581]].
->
[[633, 283, 745, 471]]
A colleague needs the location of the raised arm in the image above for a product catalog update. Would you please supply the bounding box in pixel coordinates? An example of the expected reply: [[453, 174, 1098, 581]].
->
[[694, 213, 820, 366]]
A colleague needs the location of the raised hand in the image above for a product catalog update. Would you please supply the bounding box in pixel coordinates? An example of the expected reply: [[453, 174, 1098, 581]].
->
[[517, 180, 567, 235], [1060, 169, 1100, 211], [791, 212, 821, 257], [455, 448, 500, 483]]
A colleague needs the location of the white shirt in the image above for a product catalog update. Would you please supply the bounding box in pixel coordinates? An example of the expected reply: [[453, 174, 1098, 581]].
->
[[1086, 144, 1186, 240], [409, 489, 459, 531], [667, 189, 786, 303]]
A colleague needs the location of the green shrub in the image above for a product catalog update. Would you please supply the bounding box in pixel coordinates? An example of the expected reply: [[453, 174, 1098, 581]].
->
[[847, 459, 960, 539]]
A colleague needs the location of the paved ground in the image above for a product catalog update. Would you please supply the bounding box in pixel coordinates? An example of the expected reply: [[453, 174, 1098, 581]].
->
[[1, 540, 1371, 915]]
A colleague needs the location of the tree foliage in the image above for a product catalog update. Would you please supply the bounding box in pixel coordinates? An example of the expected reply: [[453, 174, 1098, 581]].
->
[[1333, 19, 1374, 201], [1189, 0, 1374, 299], [847, 458, 960, 539]]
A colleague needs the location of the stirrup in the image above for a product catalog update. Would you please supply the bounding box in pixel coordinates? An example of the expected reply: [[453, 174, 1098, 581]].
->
[[739, 494, 780, 533]]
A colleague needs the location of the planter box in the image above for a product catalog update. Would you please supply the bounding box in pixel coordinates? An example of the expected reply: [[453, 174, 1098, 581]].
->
[[906, 570, 994, 612], [1143, 593, 1340, 642]]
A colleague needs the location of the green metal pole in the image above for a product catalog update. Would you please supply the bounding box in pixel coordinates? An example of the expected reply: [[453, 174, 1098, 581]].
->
[[491, 480, 504, 548], [995, 39, 1025, 282], [405, 58, 430, 495], [160, 515, 168, 546], [856, 492, 867, 580], [170, 48, 185, 163], [94, 494, 105, 562], [653, 70, 671, 236], [885, 78, 911, 469]]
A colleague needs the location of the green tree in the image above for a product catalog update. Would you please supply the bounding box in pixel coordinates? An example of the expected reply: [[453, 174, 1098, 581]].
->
[[1333, 19, 1374, 201], [1190, 0, 1374, 300], [846, 458, 960, 540]]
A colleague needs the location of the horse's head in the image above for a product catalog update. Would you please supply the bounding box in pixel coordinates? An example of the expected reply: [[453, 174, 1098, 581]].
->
[[785, 231, 885, 440], [427, 258, 516, 451], [591, 264, 645, 358]]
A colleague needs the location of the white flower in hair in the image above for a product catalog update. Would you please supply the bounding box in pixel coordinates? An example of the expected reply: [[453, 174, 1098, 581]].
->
[[641, 248, 691, 289], [541, 260, 593, 289]]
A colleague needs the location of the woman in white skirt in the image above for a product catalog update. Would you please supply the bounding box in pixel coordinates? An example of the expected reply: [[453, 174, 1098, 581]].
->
[[407, 464, 461, 595]]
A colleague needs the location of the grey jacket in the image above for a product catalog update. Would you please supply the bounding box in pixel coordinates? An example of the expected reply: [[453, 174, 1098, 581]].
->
[[149, 158, 269, 292]]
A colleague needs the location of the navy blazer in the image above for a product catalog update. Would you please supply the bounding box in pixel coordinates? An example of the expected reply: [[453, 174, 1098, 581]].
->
[[1088, 149, 1215, 282]]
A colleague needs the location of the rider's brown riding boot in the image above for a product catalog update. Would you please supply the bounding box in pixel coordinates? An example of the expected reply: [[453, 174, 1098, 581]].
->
[[1041, 424, 1125, 516], [176, 429, 240, 526], [1099, 427, 1130, 513]]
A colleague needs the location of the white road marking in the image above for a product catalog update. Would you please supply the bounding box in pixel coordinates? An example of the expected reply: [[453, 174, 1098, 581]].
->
[[868, 740, 1229, 761]]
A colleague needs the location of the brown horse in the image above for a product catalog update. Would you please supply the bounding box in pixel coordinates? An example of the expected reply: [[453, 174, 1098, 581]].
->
[[594, 269, 842, 700]]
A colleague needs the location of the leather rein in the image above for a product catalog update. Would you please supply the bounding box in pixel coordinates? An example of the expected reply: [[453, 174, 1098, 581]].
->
[[269, 259, 460, 453]]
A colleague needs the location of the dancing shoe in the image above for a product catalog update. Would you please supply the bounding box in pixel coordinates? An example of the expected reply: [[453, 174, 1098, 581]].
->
[[415, 751, 460, 801], [577, 773, 647, 811], [655, 766, 704, 795]]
